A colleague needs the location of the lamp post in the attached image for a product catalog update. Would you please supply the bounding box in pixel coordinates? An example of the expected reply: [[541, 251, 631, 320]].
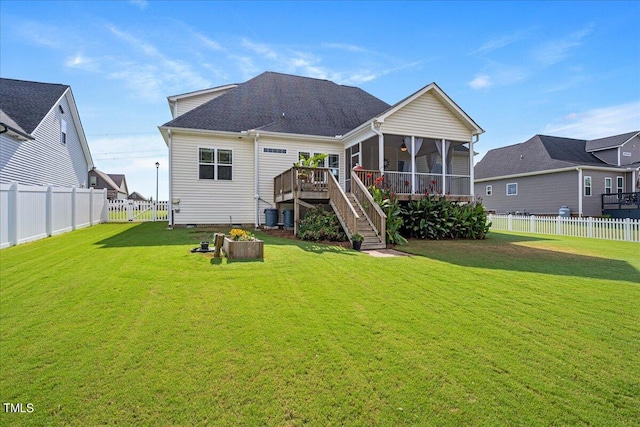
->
[[155, 161, 160, 203]]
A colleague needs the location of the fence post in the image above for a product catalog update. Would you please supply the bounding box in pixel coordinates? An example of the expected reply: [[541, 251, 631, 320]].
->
[[587, 217, 593, 238], [624, 218, 631, 242], [127, 201, 133, 222], [556, 216, 562, 236], [153, 200, 157, 222], [71, 187, 77, 230], [9, 182, 19, 246], [101, 190, 109, 222], [530, 215, 536, 233], [89, 187, 94, 226], [508, 214, 513, 231], [46, 185, 53, 237]]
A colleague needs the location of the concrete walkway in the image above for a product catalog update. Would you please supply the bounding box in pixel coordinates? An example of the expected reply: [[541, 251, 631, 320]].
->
[[362, 249, 411, 258]]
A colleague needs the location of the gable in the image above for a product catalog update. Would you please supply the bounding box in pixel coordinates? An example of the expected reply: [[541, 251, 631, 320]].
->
[[380, 91, 474, 141], [169, 84, 239, 118]]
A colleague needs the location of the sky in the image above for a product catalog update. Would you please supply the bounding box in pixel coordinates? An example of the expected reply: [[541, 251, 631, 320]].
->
[[1, 0, 639, 200]]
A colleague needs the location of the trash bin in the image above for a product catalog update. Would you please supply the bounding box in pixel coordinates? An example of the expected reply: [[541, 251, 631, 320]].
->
[[558, 206, 571, 218], [283, 210, 293, 228], [264, 208, 278, 227]]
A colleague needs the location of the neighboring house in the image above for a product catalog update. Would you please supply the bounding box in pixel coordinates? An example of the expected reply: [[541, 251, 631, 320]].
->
[[475, 132, 640, 217], [0, 78, 94, 187], [159, 71, 483, 247], [88, 168, 128, 200], [128, 191, 148, 201]]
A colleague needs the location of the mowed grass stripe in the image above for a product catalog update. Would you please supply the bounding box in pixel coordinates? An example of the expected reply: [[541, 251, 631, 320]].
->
[[1, 222, 638, 426]]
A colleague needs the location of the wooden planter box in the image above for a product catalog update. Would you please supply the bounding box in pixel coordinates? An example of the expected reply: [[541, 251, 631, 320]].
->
[[223, 237, 264, 259]]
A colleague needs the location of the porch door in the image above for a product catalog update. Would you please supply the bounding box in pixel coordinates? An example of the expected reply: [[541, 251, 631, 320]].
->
[[345, 144, 360, 192]]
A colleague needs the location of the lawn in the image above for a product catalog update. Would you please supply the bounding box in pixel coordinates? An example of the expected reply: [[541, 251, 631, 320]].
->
[[1, 222, 639, 426]]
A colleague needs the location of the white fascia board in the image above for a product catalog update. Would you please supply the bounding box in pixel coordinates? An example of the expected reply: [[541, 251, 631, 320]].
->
[[167, 84, 239, 102], [474, 165, 631, 182], [341, 125, 377, 147], [160, 126, 339, 146]]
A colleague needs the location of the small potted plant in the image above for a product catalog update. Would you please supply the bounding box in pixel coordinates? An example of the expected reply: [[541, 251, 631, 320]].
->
[[351, 233, 364, 251]]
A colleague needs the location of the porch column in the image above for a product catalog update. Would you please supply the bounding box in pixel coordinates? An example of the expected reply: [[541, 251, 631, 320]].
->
[[470, 135, 476, 199], [441, 139, 447, 195], [578, 168, 583, 217], [411, 136, 416, 194], [378, 132, 384, 174]]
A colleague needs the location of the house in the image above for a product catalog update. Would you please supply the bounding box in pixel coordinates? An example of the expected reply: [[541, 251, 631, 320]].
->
[[159, 71, 483, 248], [128, 191, 148, 201], [0, 78, 94, 187], [475, 132, 640, 217], [88, 168, 129, 200]]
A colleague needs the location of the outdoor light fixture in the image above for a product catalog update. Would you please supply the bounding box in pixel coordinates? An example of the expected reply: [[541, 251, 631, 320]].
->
[[400, 142, 407, 152]]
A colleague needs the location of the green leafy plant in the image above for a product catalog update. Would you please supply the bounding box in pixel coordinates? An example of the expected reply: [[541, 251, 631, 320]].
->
[[297, 206, 347, 242], [350, 233, 364, 243], [368, 177, 407, 245]]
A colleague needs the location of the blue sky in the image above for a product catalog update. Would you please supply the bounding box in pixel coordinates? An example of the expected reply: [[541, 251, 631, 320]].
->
[[2, 0, 639, 200]]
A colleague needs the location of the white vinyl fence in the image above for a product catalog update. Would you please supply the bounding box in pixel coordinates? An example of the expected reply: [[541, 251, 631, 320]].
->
[[107, 200, 169, 222], [488, 214, 640, 242], [1, 182, 108, 249]]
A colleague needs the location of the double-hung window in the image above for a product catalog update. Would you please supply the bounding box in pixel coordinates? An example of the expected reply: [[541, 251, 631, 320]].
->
[[486, 185, 493, 196], [199, 148, 232, 181], [584, 176, 592, 196], [617, 176, 624, 193], [506, 183, 517, 196], [61, 119, 67, 145], [605, 177, 612, 194]]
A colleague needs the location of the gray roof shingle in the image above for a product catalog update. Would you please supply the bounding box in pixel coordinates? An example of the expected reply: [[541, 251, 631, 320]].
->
[[0, 78, 69, 134], [585, 131, 640, 152], [475, 135, 608, 179], [163, 71, 391, 137]]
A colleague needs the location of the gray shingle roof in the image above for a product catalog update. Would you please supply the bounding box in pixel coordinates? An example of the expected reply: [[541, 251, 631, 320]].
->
[[0, 78, 69, 134], [475, 135, 608, 179], [585, 131, 640, 152], [163, 71, 391, 137]]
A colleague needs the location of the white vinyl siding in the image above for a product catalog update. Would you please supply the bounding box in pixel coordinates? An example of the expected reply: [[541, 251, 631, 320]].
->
[[171, 133, 254, 225], [174, 87, 237, 117], [380, 91, 473, 141], [0, 92, 89, 188]]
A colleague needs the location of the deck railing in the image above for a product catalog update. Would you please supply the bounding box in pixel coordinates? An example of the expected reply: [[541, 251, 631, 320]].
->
[[274, 167, 330, 197], [352, 170, 470, 196], [327, 172, 359, 238], [351, 171, 386, 244], [602, 192, 640, 210]]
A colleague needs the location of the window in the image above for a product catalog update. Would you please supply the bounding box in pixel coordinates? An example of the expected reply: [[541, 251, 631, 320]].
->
[[584, 176, 592, 196], [90, 176, 97, 187], [199, 148, 232, 180], [61, 119, 67, 144], [617, 176, 624, 193], [263, 147, 287, 154], [486, 185, 492, 196], [605, 177, 612, 194], [506, 183, 517, 196]]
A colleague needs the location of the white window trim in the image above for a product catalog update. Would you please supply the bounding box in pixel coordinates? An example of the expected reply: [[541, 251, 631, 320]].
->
[[198, 147, 233, 181], [584, 176, 592, 197], [617, 176, 624, 193], [605, 177, 612, 194], [263, 147, 287, 154], [506, 182, 517, 196], [486, 185, 492, 196], [61, 119, 67, 145]]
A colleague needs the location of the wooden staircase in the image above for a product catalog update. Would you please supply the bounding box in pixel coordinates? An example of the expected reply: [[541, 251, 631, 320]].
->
[[345, 193, 385, 250]]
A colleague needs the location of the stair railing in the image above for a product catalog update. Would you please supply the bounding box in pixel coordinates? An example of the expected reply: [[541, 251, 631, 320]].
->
[[327, 172, 359, 238], [351, 170, 386, 246]]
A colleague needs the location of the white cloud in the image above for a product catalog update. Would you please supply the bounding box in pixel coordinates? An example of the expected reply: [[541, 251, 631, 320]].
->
[[469, 74, 492, 89], [533, 26, 593, 66], [129, 0, 148, 10], [322, 42, 367, 53], [542, 101, 640, 139], [469, 29, 531, 56]]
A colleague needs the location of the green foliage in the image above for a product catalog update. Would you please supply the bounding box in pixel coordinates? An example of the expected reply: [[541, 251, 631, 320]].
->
[[368, 181, 407, 245], [402, 196, 491, 240], [294, 153, 328, 168], [297, 206, 347, 242], [350, 233, 364, 243]]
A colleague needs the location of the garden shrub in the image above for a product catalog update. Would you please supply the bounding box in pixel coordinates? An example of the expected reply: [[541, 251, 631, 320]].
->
[[401, 196, 491, 240], [297, 206, 347, 242], [368, 178, 407, 245]]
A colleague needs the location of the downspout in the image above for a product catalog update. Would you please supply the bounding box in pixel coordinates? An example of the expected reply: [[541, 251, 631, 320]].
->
[[254, 132, 260, 229], [577, 167, 583, 217], [371, 121, 384, 174], [441, 139, 447, 196], [470, 134, 478, 199], [411, 136, 416, 195], [168, 129, 174, 227]]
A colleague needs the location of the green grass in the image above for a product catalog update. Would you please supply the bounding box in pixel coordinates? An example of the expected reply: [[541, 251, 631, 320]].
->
[[1, 223, 639, 426]]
